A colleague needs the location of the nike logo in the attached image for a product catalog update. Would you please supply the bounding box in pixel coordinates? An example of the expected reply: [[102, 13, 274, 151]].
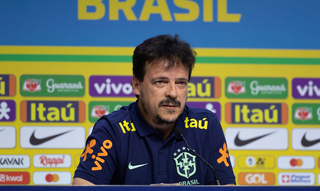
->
[[301, 133, 320, 147], [29, 130, 72, 145], [128, 161, 148, 170], [234, 131, 275, 146]]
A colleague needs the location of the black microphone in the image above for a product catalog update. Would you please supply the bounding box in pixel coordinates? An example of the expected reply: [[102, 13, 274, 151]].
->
[[174, 127, 221, 185]]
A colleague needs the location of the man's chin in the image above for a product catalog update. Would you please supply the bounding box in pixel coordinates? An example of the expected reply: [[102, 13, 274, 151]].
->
[[154, 115, 178, 125]]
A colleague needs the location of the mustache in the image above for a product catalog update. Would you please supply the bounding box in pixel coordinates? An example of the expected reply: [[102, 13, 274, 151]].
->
[[158, 98, 181, 107]]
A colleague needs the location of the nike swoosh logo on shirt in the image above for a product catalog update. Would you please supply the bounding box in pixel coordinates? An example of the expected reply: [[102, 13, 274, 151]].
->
[[234, 131, 275, 146], [29, 130, 72, 145], [128, 161, 148, 170], [301, 133, 320, 147]]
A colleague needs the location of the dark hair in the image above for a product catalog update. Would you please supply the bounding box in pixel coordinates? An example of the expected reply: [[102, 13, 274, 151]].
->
[[132, 34, 196, 82]]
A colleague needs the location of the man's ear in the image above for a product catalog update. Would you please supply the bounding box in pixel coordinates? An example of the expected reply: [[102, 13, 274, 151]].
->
[[132, 76, 140, 96]]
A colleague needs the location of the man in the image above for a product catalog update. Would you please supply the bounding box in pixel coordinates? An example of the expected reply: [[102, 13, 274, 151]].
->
[[73, 34, 235, 185]]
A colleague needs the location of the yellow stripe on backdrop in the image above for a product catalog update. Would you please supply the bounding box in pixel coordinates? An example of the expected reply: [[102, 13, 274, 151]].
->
[[0, 46, 320, 185]]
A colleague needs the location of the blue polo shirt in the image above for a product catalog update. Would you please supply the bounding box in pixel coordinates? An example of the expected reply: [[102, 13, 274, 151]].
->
[[74, 101, 235, 185]]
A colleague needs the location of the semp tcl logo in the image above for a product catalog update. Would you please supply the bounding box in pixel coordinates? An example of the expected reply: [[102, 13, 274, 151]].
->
[[0, 172, 30, 184], [278, 173, 315, 185], [238, 173, 275, 185], [33, 154, 71, 168]]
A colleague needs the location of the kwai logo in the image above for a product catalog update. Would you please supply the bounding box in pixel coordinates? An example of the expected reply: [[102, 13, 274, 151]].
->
[[89, 101, 131, 122], [20, 100, 85, 122], [20, 75, 85, 96], [22, 79, 41, 92], [89, 76, 135, 97], [0, 100, 15, 122], [188, 77, 220, 98], [225, 102, 288, 124], [292, 104, 320, 124], [0, 172, 30, 184], [0, 75, 16, 96], [226, 77, 287, 98], [292, 78, 320, 99]]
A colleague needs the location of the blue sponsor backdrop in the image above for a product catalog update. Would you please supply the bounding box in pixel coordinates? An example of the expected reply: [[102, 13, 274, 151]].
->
[[0, 0, 320, 49]]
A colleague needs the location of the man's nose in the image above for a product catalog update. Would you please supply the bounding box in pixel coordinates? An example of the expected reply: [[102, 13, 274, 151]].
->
[[166, 82, 177, 98]]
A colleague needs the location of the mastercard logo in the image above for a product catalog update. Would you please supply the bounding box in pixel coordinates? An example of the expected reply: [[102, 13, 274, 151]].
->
[[45, 174, 59, 183], [290, 158, 303, 167]]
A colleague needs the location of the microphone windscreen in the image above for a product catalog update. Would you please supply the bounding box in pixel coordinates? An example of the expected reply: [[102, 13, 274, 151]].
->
[[173, 127, 184, 139]]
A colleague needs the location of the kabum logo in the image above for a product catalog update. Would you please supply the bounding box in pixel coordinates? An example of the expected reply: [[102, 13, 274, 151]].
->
[[173, 147, 196, 179]]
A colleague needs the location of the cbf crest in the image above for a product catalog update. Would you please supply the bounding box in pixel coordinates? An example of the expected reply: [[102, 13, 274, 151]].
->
[[173, 147, 196, 179]]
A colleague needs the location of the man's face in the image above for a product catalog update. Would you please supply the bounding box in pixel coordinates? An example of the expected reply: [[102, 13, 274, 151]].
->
[[132, 59, 189, 128]]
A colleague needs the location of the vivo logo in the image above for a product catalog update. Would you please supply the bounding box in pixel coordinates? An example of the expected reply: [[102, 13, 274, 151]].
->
[[89, 76, 135, 97], [292, 78, 320, 99]]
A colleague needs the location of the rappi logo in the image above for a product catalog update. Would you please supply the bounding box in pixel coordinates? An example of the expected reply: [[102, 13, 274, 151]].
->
[[294, 107, 312, 121], [40, 155, 65, 167], [91, 105, 109, 118], [225, 102, 288, 124], [227, 81, 245, 94], [22, 79, 41, 92], [20, 100, 85, 122]]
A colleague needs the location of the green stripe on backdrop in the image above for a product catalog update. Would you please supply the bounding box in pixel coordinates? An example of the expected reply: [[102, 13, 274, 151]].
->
[[1, 54, 320, 64]]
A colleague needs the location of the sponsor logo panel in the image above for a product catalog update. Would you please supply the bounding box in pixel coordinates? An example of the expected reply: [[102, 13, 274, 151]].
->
[[186, 102, 221, 120], [0, 172, 30, 184], [278, 156, 315, 169], [0, 100, 15, 122], [238, 155, 275, 169], [225, 77, 287, 98], [0, 74, 16, 97], [292, 103, 320, 124], [318, 173, 320, 185], [20, 75, 85, 96], [292, 128, 320, 150], [33, 171, 71, 185], [0, 126, 16, 148], [292, 78, 320, 99], [89, 101, 131, 122], [238, 172, 275, 185], [188, 77, 220, 98], [89, 76, 135, 97], [0, 155, 30, 169], [20, 126, 85, 149], [20, 100, 85, 123], [225, 128, 288, 150], [225, 102, 288, 124], [278, 172, 315, 185], [33, 154, 71, 168]]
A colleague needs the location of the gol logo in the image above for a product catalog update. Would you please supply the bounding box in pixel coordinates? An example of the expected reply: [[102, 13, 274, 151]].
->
[[45, 173, 59, 183], [290, 158, 303, 167], [238, 172, 275, 185]]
